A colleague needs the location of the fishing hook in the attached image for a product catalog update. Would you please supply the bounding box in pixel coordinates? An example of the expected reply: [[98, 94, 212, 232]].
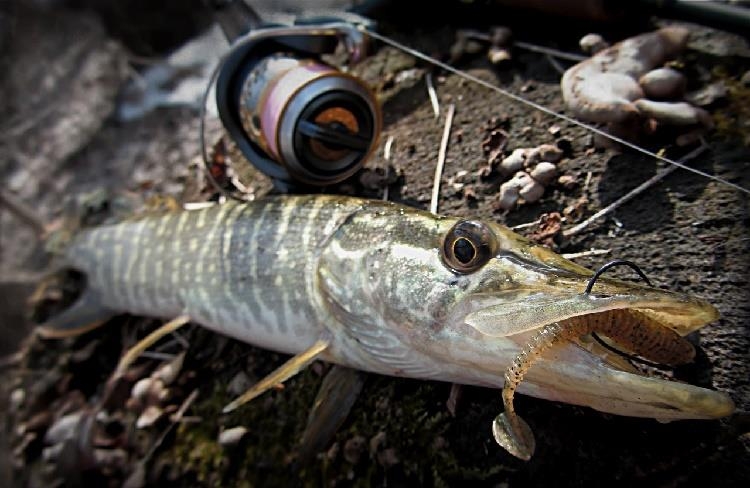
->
[[584, 259, 672, 369]]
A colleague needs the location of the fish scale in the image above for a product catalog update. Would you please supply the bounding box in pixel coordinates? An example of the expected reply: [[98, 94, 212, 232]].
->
[[65, 195, 364, 354]]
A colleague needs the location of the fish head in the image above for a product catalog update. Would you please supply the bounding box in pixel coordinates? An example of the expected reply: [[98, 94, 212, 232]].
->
[[317, 204, 733, 421]]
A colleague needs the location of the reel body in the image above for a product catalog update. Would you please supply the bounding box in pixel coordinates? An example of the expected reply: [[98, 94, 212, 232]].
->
[[215, 22, 381, 191]]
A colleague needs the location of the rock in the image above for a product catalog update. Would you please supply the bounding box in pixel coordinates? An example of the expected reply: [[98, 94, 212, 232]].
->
[[530, 162, 557, 185], [519, 179, 545, 203], [227, 371, 253, 396], [496, 180, 520, 210], [131, 378, 152, 402], [9, 389, 25, 411], [527, 144, 563, 165], [488, 46, 512, 64], [499, 148, 528, 175], [685, 81, 728, 107], [343, 435, 367, 464], [218, 426, 248, 447], [489, 26, 512, 47], [579, 33, 609, 54], [45, 412, 83, 444], [153, 352, 185, 386], [136, 405, 163, 429], [557, 174, 577, 190], [741, 70, 750, 87]]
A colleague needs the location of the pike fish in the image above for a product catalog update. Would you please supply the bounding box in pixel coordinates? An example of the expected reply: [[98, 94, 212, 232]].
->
[[38, 195, 734, 459]]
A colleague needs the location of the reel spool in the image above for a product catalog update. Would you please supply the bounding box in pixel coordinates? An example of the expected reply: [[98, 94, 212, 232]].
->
[[215, 21, 381, 191]]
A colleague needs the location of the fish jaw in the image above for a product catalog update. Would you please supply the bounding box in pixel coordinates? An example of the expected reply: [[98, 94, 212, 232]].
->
[[434, 252, 732, 421], [316, 205, 733, 421]]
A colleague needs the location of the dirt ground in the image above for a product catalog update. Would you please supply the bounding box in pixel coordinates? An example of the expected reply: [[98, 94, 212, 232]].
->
[[1, 2, 749, 487]]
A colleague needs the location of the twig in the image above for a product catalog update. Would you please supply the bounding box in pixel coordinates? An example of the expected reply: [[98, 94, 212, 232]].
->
[[545, 53, 567, 75], [425, 72, 440, 119], [561, 248, 611, 260], [139, 351, 178, 361], [514, 40, 587, 62], [115, 315, 191, 377], [563, 143, 708, 237], [383, 135, 394, 201], [0, 188, 48, 236], [512, 216, 567, 231], [431, 104, 456, 214], [149, 389, 199, 457]]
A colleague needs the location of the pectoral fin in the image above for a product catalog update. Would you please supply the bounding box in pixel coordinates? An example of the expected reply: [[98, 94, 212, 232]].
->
[[295, 366, 365, 467], [223, 340, 330, 413]]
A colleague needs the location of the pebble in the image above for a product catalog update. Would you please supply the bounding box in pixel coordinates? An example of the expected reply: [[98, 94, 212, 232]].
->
[[530, 162, 557, 185], [497, 179, 521, 210], [343, 435, 367, 464], [500, 148, 528, 174], [557, 174, 577, 190], [153, 352, 185, 386], [218, 426, 248, 447], [136, 405, 163, 429], [519, 179, 545, 203], [579, 33, 608, 54], [10, 388, 25, 410], [488, 46, 512, 64], [45, 412, 83, 444]]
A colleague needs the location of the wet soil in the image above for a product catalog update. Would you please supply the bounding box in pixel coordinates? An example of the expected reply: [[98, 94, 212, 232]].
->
[[1, 4, 749, 488]]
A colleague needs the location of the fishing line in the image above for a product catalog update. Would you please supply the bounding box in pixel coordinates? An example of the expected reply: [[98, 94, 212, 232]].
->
[[199, 49, 253, 203], [361, 27, 750, 196]]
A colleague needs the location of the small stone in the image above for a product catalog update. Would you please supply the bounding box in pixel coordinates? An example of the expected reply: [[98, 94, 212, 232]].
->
[[131, 378, 152, 402], [218, 426, 248, 447], [369, 431, 387, 456], [489, 26, 512, 47], [499, 148, 528, 175], [496, 176, 522, 210], [526, 144, 563, 165], [94, 448, 128, 469], [343, 435, 367, 464], [741, 70, 750, 87], [153, 352, 185, 386], [685, 81, 727, 107], [557, 174, 577, 190], [488, 46, 511, 65], [377, 447, 400, 468], [45, 412, 83, 444], [519, 179, 545, 203], [136, 405, 163, 429], [579, 33, 608, 54], [548, 125, 561, 137], [530, 162, 557, 185], [227, 371, 253, 396], [10, 388, 25, 410]]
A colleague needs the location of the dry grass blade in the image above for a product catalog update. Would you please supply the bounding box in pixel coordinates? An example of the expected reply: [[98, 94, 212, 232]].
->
[[431, 104, 456, 214]]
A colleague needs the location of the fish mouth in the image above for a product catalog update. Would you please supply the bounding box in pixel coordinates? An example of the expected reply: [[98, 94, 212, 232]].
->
[[454, 276, 735, 421]]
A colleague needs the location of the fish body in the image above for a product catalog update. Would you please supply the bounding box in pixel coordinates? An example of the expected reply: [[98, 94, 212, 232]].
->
[[42, 195, 734, 422]]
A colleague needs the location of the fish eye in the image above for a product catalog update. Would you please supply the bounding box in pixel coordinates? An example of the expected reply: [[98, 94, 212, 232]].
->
[[442, 220, 497, 273]]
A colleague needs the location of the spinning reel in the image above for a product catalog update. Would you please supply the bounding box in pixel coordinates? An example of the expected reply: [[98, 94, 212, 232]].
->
[[212, 1, 382, 191]]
